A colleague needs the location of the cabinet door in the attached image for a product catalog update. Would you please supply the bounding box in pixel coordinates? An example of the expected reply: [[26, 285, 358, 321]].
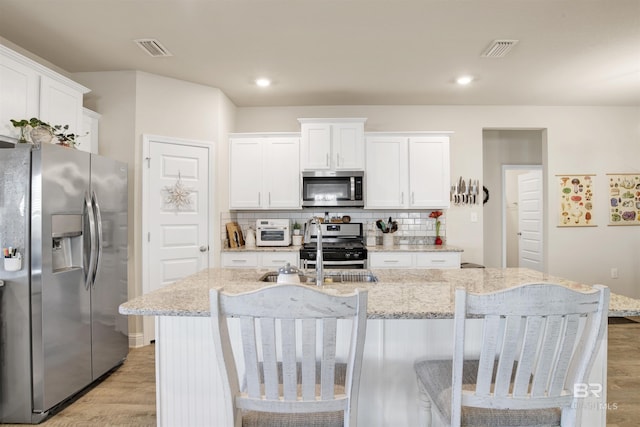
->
[[221, 252, 259, 268], [0, 52, 39, 138], [333, 122, 364, 170], [264, 138, 300, 209], [229, 138, 262, 209], [39, 75, 84, 136], [368, 252, 413, 268], [300, 123, 331, 170], [415, 252, 460, 269], [261, 252, 299, 268], [365, 136, 408, 208], [408, 136, 450, 208], [80, 108, 100, 154]]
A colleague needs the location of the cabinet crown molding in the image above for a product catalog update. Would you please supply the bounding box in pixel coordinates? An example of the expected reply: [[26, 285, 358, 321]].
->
[[0, 44, 90, 94], [297, 118, 367, 124]]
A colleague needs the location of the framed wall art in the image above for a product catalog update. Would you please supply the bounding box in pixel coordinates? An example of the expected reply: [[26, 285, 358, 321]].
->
[[557, 174, 595, 227], [606, 173, 640, 225]]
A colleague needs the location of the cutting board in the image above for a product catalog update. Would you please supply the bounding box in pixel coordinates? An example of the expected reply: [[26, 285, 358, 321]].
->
[[226, 222, 245, 248]]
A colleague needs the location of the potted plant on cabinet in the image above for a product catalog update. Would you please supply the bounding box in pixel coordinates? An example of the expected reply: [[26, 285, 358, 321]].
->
[[10, 118, 86, 148], [293, 221, 301, 235]]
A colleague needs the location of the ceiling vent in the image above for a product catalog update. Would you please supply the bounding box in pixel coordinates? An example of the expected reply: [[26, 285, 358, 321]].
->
[[481, 40, 519, 58], [134, 39, 173, 57]]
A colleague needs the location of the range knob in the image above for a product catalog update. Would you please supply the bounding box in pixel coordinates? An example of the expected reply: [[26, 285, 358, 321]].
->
[[345, 253, 352, 259]]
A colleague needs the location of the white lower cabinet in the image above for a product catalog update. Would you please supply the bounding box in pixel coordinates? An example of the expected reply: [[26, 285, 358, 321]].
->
[[368, 252, 413, 268], [369, 251, 460, 269], [414, 252, 461, 268], [221, 251, 299, 269]]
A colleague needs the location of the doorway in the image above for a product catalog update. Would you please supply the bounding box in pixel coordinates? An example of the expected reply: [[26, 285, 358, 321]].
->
[[482, 129, 545, 270], [142, 135, 214, 344], [502, 166, 543, 270]]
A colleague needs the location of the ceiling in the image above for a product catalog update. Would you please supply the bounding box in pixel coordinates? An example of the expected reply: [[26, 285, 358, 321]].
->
[[1, 0, 639, 107]]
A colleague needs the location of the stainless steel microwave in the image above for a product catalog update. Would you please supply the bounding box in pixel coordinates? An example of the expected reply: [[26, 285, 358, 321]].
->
[[301, 171, 364, 207]]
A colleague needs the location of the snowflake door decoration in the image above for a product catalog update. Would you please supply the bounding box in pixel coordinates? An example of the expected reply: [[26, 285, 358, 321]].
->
[[163, 172, 193, 210]]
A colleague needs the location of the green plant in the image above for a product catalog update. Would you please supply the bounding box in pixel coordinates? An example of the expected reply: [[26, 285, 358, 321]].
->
[[10, 117, 86, 148], [293, 221, 301, 230]]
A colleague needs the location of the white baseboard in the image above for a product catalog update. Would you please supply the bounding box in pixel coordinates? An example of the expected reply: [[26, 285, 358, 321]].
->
[[128, 332, 145, 348]]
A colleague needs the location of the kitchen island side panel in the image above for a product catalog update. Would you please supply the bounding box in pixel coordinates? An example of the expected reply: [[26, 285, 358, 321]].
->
[[154, 316, 607, 427]]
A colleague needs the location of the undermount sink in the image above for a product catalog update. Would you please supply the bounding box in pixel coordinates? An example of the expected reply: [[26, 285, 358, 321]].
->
[[258, 271, 378, 283]]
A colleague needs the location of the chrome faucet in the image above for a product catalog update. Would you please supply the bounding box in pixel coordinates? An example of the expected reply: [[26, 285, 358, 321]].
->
[[305, 217, 324, 286]]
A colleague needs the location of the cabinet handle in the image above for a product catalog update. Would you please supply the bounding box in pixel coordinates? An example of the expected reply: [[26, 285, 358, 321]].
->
[[412, 192, 415, 204], [401, 192, 404, 204], [384, 260, 399, 263], [326, 153, 329, 167], [337, 154, 340, 167], [258, 192, 261, 205], [272, 260, 286, 263], [432, 259, 446, 263], [232, 259, 247, 263], [269, 192, 271, 206]]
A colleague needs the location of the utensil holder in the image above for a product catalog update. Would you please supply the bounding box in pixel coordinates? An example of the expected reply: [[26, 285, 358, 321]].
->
[[4, 257, 22, 272], [382, 233, 394, 248]]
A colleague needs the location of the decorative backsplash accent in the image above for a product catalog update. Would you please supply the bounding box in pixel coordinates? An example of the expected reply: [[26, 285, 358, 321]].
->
[[220, 210, 446, 246]]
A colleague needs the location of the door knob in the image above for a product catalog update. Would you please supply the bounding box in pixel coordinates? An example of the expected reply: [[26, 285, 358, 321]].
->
[[199, 245, 209, 252]]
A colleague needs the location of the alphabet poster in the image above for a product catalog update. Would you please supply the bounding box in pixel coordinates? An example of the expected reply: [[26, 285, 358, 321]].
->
[[557, 175, 595, 227], [607, 174, 640, 225]]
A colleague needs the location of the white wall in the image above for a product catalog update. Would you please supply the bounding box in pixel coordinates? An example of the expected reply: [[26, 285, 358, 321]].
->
[[75, 71, 236, 340], [235, 105, 640, 298]]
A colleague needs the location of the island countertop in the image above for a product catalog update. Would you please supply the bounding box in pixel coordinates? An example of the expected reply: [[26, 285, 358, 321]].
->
[[120, 268, 640, 319]]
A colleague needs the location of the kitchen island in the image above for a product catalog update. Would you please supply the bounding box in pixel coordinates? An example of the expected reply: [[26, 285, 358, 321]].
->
[[120, 268, 640, 427]]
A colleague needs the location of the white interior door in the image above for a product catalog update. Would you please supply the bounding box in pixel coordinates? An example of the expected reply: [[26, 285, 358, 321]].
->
[[143, 136, 211, 344], [518, 170, 543, 271]]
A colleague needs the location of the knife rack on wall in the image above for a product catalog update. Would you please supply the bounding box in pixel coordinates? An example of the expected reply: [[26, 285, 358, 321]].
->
[[226, 222, 245, 248], [451, 177, 480, 205]]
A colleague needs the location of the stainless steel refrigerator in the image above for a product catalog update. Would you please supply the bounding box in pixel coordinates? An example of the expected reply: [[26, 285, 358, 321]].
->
[[0, 141, 129, 423]]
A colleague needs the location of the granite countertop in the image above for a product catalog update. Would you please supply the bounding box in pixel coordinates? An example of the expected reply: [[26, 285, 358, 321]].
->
[[120, 268, 640, 319], [222, 246, 300, 252], [367, 244, 463, 252], [223, 244, 463, 253]]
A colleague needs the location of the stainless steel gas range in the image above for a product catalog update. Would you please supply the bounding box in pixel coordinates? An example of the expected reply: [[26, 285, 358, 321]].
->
[[300, 222, 367, 269]]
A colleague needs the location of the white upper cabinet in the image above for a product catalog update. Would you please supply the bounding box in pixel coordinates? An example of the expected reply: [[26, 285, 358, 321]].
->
[[39, 75, 84, 137], [299, 118, 366, 171], [366, 133, 451, 209], [408, 136, 450, 208], [80, 108, 100, 154], [365, 135, 407, 208], [0, 48, 39, 139], [0, 44, 89, 141], [229, 134, 301, 210]]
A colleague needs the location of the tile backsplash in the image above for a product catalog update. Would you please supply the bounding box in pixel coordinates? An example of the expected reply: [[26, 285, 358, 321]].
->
[[220, 209, 446, 246]]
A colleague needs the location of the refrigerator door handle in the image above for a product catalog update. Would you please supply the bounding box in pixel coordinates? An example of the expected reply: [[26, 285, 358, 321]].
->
[[84, 191, 97, 290], [91, 190, 103, 287]]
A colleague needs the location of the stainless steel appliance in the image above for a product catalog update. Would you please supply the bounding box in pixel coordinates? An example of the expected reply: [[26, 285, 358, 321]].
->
[[301, 171, 364, 207], [0, 142, 129, 423], [256, 219, 291, 247], [300, 222, 367, 269]]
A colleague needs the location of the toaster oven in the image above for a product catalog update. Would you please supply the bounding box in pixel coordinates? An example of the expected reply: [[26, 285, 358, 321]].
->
[[256, 219, 291, 247]]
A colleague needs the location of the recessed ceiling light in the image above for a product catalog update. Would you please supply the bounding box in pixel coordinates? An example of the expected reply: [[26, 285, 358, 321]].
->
[[456, 76, 473, 85], [255, 78, 271, 87]]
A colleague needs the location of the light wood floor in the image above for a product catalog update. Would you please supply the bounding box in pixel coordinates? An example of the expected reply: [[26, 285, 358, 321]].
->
[[1, 319, 639, 426]]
